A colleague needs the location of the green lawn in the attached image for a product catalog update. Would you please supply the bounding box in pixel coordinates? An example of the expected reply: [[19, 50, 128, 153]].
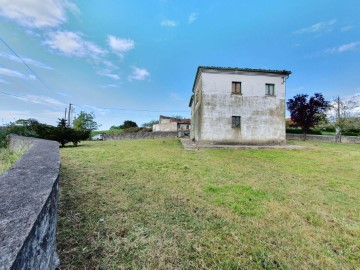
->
[[58, 139, 360, 269], [0, 148, 22, 174]]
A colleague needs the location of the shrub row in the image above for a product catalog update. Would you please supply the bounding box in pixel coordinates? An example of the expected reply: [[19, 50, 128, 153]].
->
[[286, 128, 322, 135], [0, 119, 90, 148]]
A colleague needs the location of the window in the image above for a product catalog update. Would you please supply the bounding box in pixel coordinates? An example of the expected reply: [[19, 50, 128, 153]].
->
[[232, 116, 241, 128], [265, 84, 275, 95], [232, 82, 241, 94]]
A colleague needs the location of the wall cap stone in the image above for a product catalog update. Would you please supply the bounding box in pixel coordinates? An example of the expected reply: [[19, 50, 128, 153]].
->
[[0, 135, 60, 269]]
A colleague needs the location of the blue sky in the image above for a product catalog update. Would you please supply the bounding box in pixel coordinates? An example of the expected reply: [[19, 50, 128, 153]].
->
[[0, 0, 359, 129]]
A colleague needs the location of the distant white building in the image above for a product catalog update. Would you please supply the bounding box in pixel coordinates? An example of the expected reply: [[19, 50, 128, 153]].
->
[[152, 115, 191, 132], [189, 66, 291, 144]]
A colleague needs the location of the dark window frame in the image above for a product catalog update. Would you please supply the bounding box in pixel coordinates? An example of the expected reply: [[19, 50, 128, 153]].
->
[[232, 116, 241, 128], [265, 83, 275, 96], [232, 81, 242, 95]]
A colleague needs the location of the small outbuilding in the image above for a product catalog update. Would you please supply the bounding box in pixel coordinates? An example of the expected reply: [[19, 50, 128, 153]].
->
[[189, 66, 291, 145], [152, 115, 191, 134]]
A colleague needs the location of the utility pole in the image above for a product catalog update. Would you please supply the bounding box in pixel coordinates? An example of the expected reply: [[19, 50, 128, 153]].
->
[[64, 108, 67, 120], [67, 103, 72, 127], [336, 96, 342, 143], [337, 96, 341, 124]]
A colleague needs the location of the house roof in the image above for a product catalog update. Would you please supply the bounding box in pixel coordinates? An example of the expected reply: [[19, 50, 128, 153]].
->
[[191, 66, 292, 94], [189, 95, 194, 107]]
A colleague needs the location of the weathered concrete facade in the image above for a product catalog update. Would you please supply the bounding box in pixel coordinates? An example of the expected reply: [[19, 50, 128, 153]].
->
[[189, 67, 291, 145]]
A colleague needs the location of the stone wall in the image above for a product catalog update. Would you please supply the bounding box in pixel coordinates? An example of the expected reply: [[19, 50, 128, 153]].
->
[[103, 131, 178, 141], [286, 133, 360, 143], [0, 135, 60, 270]]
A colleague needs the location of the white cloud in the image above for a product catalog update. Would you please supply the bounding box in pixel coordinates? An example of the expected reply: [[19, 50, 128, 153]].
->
[[161, 19, 177, 27], [97, 69, 120, 80], [3, 93, 63, 107], [102, 60, 119, 70], [0, 67, 35, 80], [341, 25, 353, 32], [0, 0, 78, 28], [11, 94, 65, 107], [81, 105, 110, 116], [40, 110, 65, 119], [0, 78, 10, 84], [43, 31, 107, 59], [0, 51, 52, 70], [56, 91, 71, 97], [0, 110, 31, 122], [107, 35, 135, 58], [170, 93, 181, 101], [325, 42, 360, 53], [188, 13, 197, 24], [100, 84, 119, 89], [128, 66, 150, 81], [294, 19, 336, 34]]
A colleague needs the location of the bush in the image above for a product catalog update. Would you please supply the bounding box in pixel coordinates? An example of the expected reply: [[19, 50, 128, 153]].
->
[[321, 126, 336, 132], [342, 131, 360, 136], [309, 129, 322, 135], [286, 128, 303, 134], [0, 127, 8, 148], [1, 118, 90, 147], [286, 128, 322, 135]]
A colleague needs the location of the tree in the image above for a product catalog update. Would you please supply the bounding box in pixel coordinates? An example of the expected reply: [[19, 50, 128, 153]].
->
[[171, 115, 185, 120], [329, 96, 360, 142], [55, 118, 71, 147], [73, 111, 99, 132], [287, 93, 330, 139], [120, 120, 138, 129], [109, 125, 121, 130], [142, 119, 159, 128]]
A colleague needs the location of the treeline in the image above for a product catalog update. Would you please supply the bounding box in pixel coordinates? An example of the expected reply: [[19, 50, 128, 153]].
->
[[0, 118, 90, 148]]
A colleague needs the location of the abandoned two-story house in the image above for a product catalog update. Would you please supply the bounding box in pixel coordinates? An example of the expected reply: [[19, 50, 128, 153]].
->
[[189, 66, 291, 145]]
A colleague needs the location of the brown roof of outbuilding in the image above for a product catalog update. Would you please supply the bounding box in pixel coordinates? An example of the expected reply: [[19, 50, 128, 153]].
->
[[160, 115, 190, 123]]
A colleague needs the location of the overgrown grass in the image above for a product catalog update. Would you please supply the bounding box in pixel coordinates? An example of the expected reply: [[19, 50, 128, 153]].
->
[[0, 148, 23, 174], [58, 139, 360, 269]]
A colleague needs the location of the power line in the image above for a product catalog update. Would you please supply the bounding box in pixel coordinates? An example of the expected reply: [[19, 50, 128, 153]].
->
[[0, 91, 189, 113], [0, 90, 60, 106], [0, 37, 51, 91], [72, 103, 189, 113]]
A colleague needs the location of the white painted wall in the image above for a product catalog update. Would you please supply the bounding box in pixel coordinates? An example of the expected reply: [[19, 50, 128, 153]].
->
[[153, 122, 178, 132], [191, 70, 287, 144]]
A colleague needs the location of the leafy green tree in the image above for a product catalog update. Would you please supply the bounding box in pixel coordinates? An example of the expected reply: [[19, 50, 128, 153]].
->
[[109, 125, 121, 130], [171, 115, 185, 119], [287, 93, 330, 139], [142, 120, 159, 128], [73, 111, 99, 131], [120, 120, 138, 129]]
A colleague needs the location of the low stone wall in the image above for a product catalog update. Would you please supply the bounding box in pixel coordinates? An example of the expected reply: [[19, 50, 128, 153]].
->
[[0, 135, 60, 270], [103, 131, 178, 141], [286, 133, 360, 143]]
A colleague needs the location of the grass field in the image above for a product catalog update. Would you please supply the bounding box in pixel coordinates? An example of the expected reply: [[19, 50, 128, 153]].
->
[[0, 148, 22, 174], [58, 139, 360, 269]]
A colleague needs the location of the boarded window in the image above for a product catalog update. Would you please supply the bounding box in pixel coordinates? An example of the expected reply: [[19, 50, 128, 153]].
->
[[232, 116, 241, 128], [232, 82, 241, 94], [265, 84, 275, 95]]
